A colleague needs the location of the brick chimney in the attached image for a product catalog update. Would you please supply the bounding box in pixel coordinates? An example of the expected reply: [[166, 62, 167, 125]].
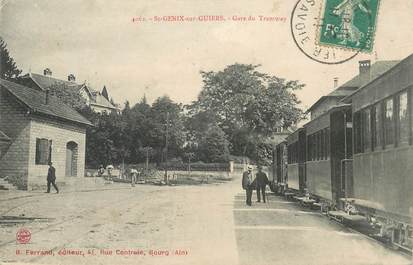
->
[[359, 60, 371, 75], [43, 68, 52, 76], [68, 74, 76, 82], [333, 77, 339, 88]]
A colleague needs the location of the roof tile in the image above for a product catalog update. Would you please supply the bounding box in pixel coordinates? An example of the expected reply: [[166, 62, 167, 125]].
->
[[0, 79, 92, 126]]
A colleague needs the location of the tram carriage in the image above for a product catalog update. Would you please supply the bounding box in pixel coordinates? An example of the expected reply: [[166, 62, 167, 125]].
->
[[271, 141, 287, 193], [303, 105, 352, 206], [285, 128, 306, 192], [346, 54, 413, 251], [272, 53, 413, 251]]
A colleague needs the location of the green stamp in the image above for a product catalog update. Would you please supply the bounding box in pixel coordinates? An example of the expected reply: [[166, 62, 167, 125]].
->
[[319, 0, 380, 52]]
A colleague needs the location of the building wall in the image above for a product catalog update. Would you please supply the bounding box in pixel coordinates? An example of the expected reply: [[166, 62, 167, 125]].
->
[[27, 116, 86, 189], [79, 87, 91, 105], [90, 104, 115, 114], [0, 88, 31, 189], [310, 98, 340, 120]]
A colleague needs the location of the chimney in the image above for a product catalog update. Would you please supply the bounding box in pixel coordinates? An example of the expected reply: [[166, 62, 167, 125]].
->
[[43, 68, 52, 76], [359, 60, 371, 75], [333, 77, 339, 88], [68, 74, 76, 82], [45, 89, 50, 104]]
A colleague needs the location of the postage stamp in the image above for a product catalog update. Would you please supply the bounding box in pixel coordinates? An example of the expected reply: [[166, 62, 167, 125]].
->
[[318, 0, 380, 52], [291, 0, 359, 64]]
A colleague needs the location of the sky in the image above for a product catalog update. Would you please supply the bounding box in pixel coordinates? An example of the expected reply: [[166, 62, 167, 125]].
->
[[1, 0, 413, 111]]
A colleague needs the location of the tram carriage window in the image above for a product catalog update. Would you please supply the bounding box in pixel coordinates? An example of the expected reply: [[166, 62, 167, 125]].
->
[[311, 134, 315, 161], [315, 132, 318, 160], [320, 131, 324, 160], [373, 103, 382, 150], [325, 128, 330, 159], [309, 135, 313, 161], [384, 98, 395, 146], [295, 142, 299, 163], [411, 88, 413, 143], [293, 142, 296, 163], [289, 144, 292, 164], [308, 135, 312, 161], [294, 142, 299, 163], [312, 133, 317, 160], [398, 91, 409, 144], [316, 132, 321, 160], [288, 145, 291, 164], [320, 130, 325, 160], [363, 108, 371, 152], [354, 111, 362, 154], [319, 131, 323, 160]]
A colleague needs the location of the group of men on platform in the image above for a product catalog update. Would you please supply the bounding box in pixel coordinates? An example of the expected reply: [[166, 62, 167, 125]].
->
[[242, 165, 269, 206]]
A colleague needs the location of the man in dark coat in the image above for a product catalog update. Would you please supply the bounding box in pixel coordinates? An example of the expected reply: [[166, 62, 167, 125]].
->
[[46, 162, 59, 193], [242, 165, 254, 206], [255, 165, 269, 203]]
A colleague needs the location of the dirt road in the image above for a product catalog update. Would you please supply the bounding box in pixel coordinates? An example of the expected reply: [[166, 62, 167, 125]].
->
[[0, 177, 411, 265]]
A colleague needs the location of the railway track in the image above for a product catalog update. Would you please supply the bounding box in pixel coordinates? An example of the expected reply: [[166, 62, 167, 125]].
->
[[274, 193, 413, 258]]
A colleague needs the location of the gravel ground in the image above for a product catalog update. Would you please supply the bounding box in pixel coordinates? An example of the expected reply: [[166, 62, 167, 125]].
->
[[0, 176, 411, 265], [0, 179, 239, 265]]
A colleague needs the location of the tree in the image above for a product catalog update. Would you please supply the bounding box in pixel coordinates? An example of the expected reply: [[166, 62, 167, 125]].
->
[[0, 37, 22, 80], [198, 125, 230, 162], [191, 63, 304, 161], [148, 96, 186, 163], [139, 146, 154, 170], [48, 83, 88, 112]]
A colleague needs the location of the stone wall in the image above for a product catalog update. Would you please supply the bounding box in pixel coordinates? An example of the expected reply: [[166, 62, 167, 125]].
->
[[0, 88, 31, 189], [27, 116, 87, 189]]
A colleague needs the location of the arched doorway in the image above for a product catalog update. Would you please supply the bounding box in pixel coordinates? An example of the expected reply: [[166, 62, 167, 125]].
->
[[66, 141, 78, 177]]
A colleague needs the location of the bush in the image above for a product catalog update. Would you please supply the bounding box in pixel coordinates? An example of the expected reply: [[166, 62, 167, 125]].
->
[[158, 161, 229, 171]]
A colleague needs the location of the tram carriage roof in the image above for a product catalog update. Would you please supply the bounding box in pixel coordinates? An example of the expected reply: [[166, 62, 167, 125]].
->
[[341, 56, 412, 105], [286, 104, 351, 141], [307, 60, 399, 114]]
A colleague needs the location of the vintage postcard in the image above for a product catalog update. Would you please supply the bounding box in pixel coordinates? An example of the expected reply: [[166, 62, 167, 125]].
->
[[0, 0, 412, 265]]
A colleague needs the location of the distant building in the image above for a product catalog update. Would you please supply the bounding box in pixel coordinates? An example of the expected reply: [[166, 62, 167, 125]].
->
[[0, 79, 92, 190], [19, 69, 120, 114], [307, 60, 400, 120], [267, 127, 295, 146]]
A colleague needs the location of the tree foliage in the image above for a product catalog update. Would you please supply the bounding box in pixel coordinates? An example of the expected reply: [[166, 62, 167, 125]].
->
[[198, 125, 230, 162], [190, 63, 304, 164], [0, 37, 22, 80], [48, 83, 89, 112]]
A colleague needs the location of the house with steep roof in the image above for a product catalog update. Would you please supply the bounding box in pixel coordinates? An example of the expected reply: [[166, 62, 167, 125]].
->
[[307, 60, 400, 120], [19, 69, 120, 114], [0, 79, 92, 190]]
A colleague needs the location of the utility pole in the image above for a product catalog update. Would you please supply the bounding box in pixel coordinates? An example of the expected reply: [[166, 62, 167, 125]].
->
[[164, 111, 170, 184]]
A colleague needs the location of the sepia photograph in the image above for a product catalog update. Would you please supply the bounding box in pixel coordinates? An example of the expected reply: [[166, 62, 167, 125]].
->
[[0, 0, 412, 264]]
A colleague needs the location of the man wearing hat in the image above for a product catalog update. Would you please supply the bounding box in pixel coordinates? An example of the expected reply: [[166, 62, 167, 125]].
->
[[242, 165, 254, 206], [255, 164, 269, 203], [46, 162, 59, 193]]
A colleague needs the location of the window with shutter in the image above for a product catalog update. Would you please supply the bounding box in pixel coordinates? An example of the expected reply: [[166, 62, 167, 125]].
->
[[35, 138, 52, 165]]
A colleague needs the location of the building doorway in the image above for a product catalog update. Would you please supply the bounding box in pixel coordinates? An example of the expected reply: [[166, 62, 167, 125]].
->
[[66, 141, 78, 177]]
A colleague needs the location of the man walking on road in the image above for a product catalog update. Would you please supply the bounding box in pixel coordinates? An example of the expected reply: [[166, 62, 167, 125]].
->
[[46, 162, 59, 193], [256, 165, 269, 203], [130, 168, 138, 187], [242, 165, 254, 206]]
